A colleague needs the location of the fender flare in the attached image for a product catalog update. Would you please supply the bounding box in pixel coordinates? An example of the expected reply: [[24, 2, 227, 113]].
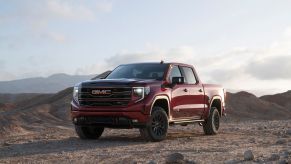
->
[[150, 95, 170, 116], [209, 95, 222, 116]]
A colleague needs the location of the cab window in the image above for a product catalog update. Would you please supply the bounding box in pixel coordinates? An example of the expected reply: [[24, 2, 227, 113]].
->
[[169, 65, 182, 83], [181, 67, 197, 84]]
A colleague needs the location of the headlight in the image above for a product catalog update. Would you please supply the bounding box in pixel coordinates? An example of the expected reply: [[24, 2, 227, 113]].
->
[[73, 86, 79, 104], [132, 86, 150, 102]]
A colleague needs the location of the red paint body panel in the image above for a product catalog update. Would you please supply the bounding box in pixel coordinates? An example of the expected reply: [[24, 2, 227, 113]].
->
[[71, 62, 226, 127]]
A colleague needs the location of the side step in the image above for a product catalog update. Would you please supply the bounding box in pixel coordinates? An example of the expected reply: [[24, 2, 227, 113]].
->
[[169, 119, 204, 125]]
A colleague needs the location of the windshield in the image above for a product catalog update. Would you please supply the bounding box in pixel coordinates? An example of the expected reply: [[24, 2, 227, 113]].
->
[[106, 63, 169, 80]]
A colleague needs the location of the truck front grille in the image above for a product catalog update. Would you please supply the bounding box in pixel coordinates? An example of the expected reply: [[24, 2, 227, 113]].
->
[[78, 87, 131, 107]]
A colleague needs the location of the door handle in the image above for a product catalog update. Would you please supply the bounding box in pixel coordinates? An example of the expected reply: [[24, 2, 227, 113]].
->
[[198, 89, 203, 92], [183, 88, 188, 92]]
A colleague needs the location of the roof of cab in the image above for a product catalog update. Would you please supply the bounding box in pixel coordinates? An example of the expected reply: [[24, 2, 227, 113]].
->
[[120, 62, 193, 67]]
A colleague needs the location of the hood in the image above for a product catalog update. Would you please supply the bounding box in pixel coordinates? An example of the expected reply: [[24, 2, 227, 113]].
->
[[80, 78, 162, 88]]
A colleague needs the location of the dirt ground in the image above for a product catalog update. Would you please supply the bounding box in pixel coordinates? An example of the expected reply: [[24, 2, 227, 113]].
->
[[0, 120, 290, 164]]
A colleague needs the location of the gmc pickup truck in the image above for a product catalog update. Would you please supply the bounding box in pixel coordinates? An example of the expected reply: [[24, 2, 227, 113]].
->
[[71, 62, 226, 141]]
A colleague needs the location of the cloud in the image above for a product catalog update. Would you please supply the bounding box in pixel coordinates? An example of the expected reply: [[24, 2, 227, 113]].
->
[[0, 1, 96, 28], [75, 64, 106, 75], [96, 1, 113, 13], [0, 1, 100, 46], [46, 0, 95, 21], [105, 46, 196, 67], [246, 55, 291, 80], [0, 72, 16, 81], [73, 25, 291, 96], [45, 32, 67, 43], [0, 0, 115, 45], [0, 60, 5, 69], [74, 46, 196, 75]]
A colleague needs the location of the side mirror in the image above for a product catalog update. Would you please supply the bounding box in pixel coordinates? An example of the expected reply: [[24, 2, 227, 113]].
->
[[172, 77, 185, 85]]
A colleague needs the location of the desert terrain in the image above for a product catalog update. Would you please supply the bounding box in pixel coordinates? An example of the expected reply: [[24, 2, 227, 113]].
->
[[0, 120, 290, 164], [0, 88, 290, 163]]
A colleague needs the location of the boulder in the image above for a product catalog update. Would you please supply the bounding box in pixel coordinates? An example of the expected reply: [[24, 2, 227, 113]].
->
[[269, 154, 280, 161], [244, 150, 254, 161], [276, 139, 287, 144], [165, 153, 184, 164]]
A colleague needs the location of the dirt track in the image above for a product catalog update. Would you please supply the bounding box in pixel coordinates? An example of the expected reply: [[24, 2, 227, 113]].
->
[[0, 120, 290, 164]]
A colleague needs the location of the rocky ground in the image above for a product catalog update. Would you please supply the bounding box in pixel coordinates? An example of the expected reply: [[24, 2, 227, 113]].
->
[[0, 119, 290, 164]]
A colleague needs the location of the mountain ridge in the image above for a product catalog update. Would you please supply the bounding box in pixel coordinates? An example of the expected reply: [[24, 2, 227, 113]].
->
[[1, 88, 290, 137], [0, 73, 96, 93]]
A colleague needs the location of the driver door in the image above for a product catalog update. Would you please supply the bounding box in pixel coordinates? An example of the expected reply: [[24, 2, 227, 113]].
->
[[169, 65, 191, 119]]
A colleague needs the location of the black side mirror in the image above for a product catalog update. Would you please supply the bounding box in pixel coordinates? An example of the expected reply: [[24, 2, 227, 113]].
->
[[172, 77, 185, 85]]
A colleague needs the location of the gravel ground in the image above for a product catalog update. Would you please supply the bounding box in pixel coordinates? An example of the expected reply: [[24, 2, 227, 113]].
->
[[0, 120, 290, 164]]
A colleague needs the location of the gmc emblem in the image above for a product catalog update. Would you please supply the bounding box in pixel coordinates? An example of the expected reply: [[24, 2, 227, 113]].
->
[[91, 89, 111, 95]]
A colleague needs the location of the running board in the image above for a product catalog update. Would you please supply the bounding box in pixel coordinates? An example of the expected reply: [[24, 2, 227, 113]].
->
[[169, 119, 204, 125]]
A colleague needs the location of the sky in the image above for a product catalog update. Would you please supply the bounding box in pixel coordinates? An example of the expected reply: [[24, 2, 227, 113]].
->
[[1, 0, 291, 96]]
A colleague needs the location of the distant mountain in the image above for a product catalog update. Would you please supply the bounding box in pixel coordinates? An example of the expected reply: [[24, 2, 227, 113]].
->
[[226, 91, 291, 121], [0, 71, 112, 136], [260, 90, 291, 110], [91, 71, 111, 80], [0, 73, 96, 93]]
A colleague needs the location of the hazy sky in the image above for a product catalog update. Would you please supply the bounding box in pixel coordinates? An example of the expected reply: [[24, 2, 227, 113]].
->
[[1, 0, 291, 95]]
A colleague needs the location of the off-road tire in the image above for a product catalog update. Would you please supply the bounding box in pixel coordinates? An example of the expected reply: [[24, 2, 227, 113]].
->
[[139, 106, 168, 142], [203, 107, 220, 135], [75, 125, 104, 139]]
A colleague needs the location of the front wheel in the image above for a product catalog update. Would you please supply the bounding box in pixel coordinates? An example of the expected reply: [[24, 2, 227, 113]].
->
[[203, 107, 220, 135], [139, 106, 168, 142], [75, 125, 104, 139]]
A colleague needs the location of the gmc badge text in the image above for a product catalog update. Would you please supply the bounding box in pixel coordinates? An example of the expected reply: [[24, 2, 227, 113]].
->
[[71, 62, 226, 141]]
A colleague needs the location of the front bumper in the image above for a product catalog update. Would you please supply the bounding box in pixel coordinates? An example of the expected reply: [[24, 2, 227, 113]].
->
[[72, 115, 146, 128], [71, 101, 151, 128]]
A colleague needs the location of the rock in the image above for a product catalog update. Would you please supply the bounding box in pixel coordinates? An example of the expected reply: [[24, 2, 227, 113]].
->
[[282, 150, 291, 159], [244, 150, 254, 161], [147, 160, 157, 164], [258, 127, 263, 130], [2, 142, 10, 146], [130, 161, 140, 164], [281, 151, 289, 159], [276, 139, 287, 144], [279, 159, 288, 164], [184, 160, 196, 164], [165, 153, 184, 164], [224, 159, 239, 164], [249, 138, 256, 143], [269, 154, 280, 161], [286, 129, 291, 135]]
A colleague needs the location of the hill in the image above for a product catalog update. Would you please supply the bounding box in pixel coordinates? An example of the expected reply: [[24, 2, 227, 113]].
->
[[0, 73, 95, 93], [0, 71, 112, 137], [260, 90, 291, 109], [1, 89, 291, 137], [0, 89, 290, 163], [226, 91, 291, 121]]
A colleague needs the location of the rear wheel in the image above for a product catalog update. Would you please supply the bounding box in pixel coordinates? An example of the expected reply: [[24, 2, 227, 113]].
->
[[75, 125, 104, 139], [140, 106, 168, 142], [203, 107, 220, 135]]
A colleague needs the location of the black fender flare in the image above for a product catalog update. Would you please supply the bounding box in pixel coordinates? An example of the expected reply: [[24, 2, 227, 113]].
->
[[150, 95, 170, 117], [209, 95, 223, 117]]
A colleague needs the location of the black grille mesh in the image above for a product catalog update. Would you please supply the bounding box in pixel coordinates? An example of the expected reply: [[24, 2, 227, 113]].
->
[[79, 87, 131, 107]]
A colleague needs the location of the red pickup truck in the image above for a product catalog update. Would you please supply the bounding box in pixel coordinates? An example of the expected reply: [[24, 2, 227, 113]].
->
[[71, 62, 226, 141]]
